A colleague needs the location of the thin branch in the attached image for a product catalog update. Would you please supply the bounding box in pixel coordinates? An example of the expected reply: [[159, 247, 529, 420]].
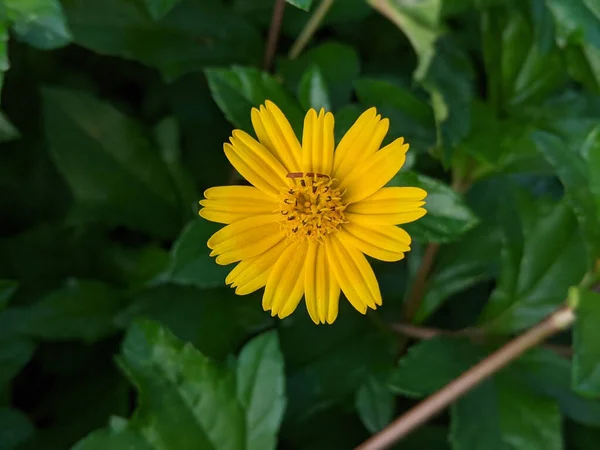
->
[[355, 305, 576, 450], [288, 0, 335, 59], [263, 0, 287, 72], [401, 243, 440, 322]]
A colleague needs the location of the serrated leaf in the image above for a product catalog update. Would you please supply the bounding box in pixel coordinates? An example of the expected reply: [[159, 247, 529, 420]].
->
[[205, 66, 304, 134], [573, 288, 600, 396], [0, 408, 35, 450], [62, 0, 261, 81], [4, 0, 72, 49], [42, 87, 182, 239], [478, 189, 586, 333], [355, 377, 394, 433], [298, 65, 331, 112], [236, 331, 286, 450], [162, 219, 230, 289], [143, 0, 183, 20], [388, 172, 479, 243], [286, 0, 313, 11], [279, 42, 360, 110]]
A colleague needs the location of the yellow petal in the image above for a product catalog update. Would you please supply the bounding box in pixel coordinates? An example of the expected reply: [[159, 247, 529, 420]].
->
[[199, 186, 278, 224], [224, 131, 288, 198], [338, 138, 409, 204], [342, 222, 410, 262], [262, 242, 307, 319], [226, 239, 287, 295], [301, 108, 335, 175], [332, 108, 389, 182], [207, 215, 284, 265], [251, 101, 301, 173], [326, 234, 382, 314], [346, 187, 427, 225], [304, 241, 340, 324]]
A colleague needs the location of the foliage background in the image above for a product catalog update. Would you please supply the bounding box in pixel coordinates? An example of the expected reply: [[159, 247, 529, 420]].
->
[[2, 0, 600, 449]]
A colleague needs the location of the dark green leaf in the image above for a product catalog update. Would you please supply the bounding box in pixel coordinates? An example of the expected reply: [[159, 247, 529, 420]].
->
[[62, 0, 261, 81], [42, 87, 182, 239], [0, 110, 19, 142], [236, 331, 286, 450], [143, 0, 182, 20], [0, 334, 35, 389], [298, 65, 331, 112], [205, 66, 304, 134], [4, 0, 71, 49], [0, 408, 35, 450], [0, 280, 17, 311], [478, 190, 586, 333], [388, 172, 479, 243], [573, 287, 600, 396], [72, 423, 152, 450], [162, 219, 230, 289], [286, 0, 313, 11], [535, 126, 600, 264], [355, 376, 394, 433], [279, 42, 360, 111]]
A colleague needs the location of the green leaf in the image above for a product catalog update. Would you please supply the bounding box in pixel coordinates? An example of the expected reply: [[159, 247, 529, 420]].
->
[[298, 65, 331, 112], [0, 110, 19, 142], [450, 379, 562, 450], [162, 219, 230, 289], [42, 87, 182, 239], [16, 279, 124, 342], [236, 331, 286, 450], [286, 0, 313, 11], [205, 66, 304, 134], [0, 408, 35, 450], [62, 0, 261, 81], [278, 42, 360, 110], [0, 280, 17, 311], [573, 288, 600, 396], [4, 0, 71, 49], [388, 172, 479, 243], [143, 0, 183, 20], [535, 126, 600, 264], [0, 334, 35, 389], [75, 320, 285, 450], [478, 190, 586, 333], [355, 377, 394, 433]]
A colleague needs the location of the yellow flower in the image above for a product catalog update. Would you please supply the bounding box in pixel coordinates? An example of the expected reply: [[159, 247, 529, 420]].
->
[[199, 101, 427, 324]]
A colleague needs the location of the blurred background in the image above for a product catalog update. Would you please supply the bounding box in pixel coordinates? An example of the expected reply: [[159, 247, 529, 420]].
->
[[2, 0, 600, 449]]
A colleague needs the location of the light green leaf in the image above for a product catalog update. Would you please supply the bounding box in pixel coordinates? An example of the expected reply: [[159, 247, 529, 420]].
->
[[4, 0, 71, 49], [236, 331, 286, 450], [573, 288, 600, 396], [388, 172, 479, 243], [279, 42, 360, 110], [42, 87, 182, 239], [0, 408, 35, 450], [62, 0, 261, 81], [355, 377, 394, 433], [205, 66, 304, 134], [0, 280, 17, 311], [478, 190, 586, 333], [72, 424, 152, 450], [143, 0, 182, 20], [298, 65, 331, 112], [162, 219, 230, 289], [286, 0, 313, 11]]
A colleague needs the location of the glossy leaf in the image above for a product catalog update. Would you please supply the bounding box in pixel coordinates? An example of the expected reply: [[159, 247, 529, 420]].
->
[[298, 65, 331, 112], [388, 172, 479, 243], [205, 66, 304, 134], [286, 0, 313, 11], [4, 0, 72, 49], [42, 87, 182, 239], [62, 0, 261, 81], [355, 376, 394, 433], [573, 288, 600, 396], [0, 408, 35, 450]]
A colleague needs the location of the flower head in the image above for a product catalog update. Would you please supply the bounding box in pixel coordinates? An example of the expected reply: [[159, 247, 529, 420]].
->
[[200, 101, 427, 324]]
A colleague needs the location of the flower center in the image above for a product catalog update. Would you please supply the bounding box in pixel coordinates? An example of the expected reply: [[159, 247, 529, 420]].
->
[[279, 173, 346, 241]]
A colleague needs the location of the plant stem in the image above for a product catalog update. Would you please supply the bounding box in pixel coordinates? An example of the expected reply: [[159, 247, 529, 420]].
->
[[288, 0, 335, 59], [355, 305, 576, 450], [263, 0, 287, 71], [401, 243, 440, 323]]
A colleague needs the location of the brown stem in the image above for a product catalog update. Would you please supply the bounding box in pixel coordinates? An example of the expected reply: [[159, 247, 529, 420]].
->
[[356, 305, 576, 450], [263, 0, 286, 72], [401, 243, 440, 322]]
